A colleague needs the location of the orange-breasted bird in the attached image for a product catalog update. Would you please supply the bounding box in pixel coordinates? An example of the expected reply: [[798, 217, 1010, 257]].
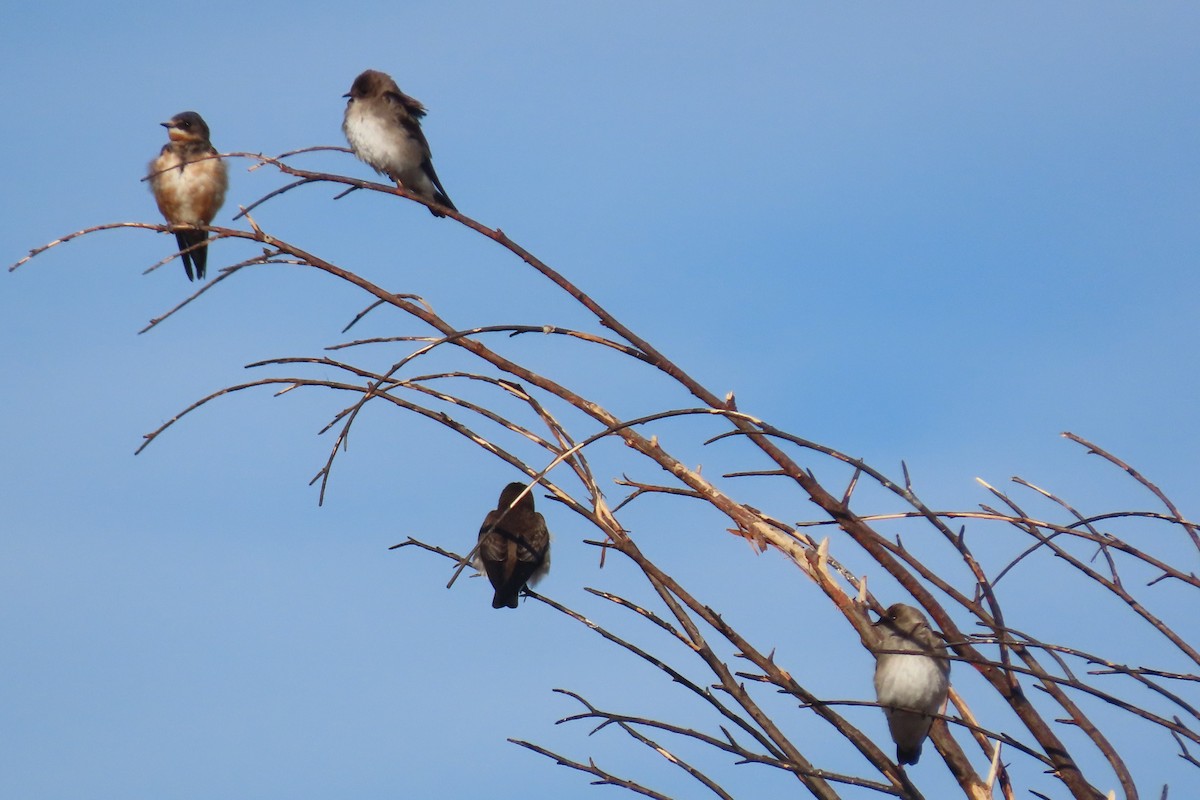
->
[[147, 111, 228, 281]]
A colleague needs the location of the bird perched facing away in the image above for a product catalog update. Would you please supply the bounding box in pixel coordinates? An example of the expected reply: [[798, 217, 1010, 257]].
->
[[342, 69, 456, 217], [872, 603, 951, 766], [474, 482, 550, 609], [147, 111, 228, 281]]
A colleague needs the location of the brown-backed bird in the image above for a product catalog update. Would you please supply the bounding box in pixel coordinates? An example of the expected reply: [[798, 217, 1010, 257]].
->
[[474, 482, 550, 609]]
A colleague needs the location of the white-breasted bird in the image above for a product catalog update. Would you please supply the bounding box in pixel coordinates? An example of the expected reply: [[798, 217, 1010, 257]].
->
[[872, 603, 951, 765], [342, 69, 455, 216]]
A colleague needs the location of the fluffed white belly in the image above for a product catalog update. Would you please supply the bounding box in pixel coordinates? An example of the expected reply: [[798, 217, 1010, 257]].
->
[[342, 105, 444, 201], [343, 107, 423, 180], [875, 653, 948, 710]]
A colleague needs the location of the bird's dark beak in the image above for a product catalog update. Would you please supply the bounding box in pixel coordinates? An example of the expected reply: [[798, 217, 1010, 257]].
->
[[342, 92, 352, 98], [160, 121, 174, 129]]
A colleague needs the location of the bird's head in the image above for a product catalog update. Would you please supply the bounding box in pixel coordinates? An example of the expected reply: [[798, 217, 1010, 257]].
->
[[496, 482, 535, 513], [344, 69, 398, 100], [161, 111, 211, 143], [875, 603, 932, 637]]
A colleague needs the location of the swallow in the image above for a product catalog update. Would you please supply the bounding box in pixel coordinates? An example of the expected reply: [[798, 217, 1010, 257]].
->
[[474, 482, 551, 609], [147, 111, 228, 281], [872, 603, 951, 766], [342, 69, 456, 217]]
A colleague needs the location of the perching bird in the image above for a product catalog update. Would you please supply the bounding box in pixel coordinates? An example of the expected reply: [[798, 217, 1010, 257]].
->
[[147, 111, 228, 281], [872, 603, 951, 765], [474, 482, 550, 609], [342, 69, 456, 216]]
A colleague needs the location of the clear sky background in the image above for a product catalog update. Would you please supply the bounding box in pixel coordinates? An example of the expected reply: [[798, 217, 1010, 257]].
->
[[2, 3, 1197, 798]]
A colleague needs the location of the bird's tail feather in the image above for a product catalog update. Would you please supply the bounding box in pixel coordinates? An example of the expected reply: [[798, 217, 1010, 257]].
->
[[492, 590, 520, 610], [897, 743, 922, 765], [174, 229, 209, 281], [428, 190, 455, 218]]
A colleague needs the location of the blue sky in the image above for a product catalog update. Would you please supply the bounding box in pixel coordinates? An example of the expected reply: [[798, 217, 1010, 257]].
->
[[3, 3, 1197, 798]]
